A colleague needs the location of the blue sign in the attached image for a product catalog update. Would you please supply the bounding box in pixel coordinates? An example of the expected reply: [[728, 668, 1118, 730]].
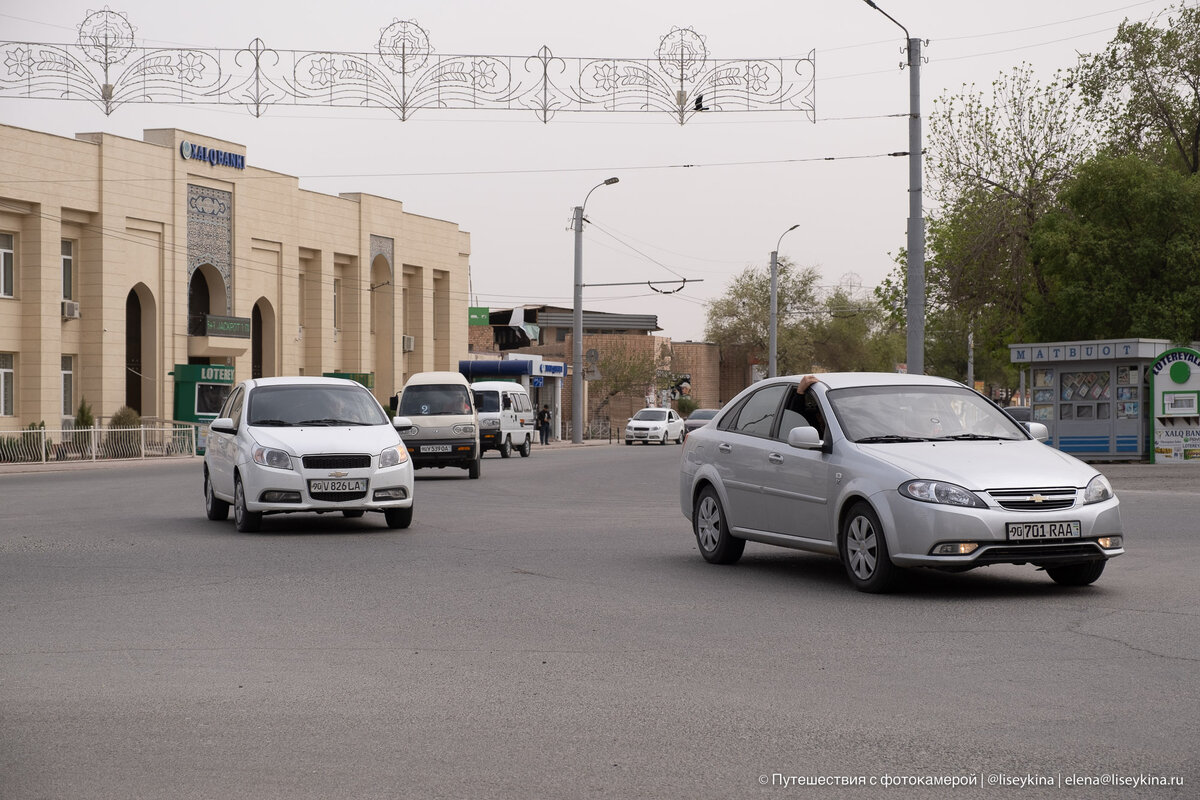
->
[[531, 377, 544, 387], [180, 140, 246, 170]]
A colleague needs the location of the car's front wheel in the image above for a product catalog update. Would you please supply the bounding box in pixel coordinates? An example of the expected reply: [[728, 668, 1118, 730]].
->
[[1046, 560, 1105, 586], [204, 470, 229, 521], [233, 475, 262, 533], [499, 437, 512, 458], [840, 502, 899, 593], [661, 432, 669, 445], [693, 486, 745, 565], [468, 458, 481, 479], [385, 506, 413, 529]]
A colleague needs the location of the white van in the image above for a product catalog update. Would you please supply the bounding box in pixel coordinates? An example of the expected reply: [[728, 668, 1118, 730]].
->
[[471, 381, 534, 458], [394, 371, 481, 479]]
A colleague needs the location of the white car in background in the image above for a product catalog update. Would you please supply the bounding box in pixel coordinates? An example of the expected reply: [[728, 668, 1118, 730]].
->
[[625, 408, 685, 445], [204, 377, 415, 532]]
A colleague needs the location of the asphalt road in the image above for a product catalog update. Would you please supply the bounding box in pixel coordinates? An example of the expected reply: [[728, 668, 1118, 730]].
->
[[1, 448, 1197, 799]]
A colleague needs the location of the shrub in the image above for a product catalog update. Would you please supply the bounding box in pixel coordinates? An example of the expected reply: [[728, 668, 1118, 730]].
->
[[105, 406, 142, 458]]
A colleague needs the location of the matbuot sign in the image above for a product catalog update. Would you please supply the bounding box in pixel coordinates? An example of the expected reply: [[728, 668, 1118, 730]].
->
[[180, 140, 246, 170]]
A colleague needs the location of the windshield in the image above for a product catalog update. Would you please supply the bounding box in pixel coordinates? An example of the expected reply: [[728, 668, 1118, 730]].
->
[[400, 385, 474, 416], [633, 409, 668, 421], [828, 385, 1026, 443], [474, 390, 500, 413], [247, 384, 388, 427]]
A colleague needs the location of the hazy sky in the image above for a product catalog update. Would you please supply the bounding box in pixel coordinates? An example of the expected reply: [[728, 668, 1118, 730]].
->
[[0, 0, 1176, 340]]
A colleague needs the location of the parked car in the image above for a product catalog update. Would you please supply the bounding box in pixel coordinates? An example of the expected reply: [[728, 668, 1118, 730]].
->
[[682, 408, 719, 439], [679, 373, 1124, 593], [1004, 405, 1032, 423], [625, 407, 685, 445], [204, 377, 415, 532]]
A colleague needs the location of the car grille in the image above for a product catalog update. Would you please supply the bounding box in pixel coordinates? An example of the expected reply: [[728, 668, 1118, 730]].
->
[[302, 454, 371, 469], [309, 489, 369, 502], [973, 542, 1105, 565], [987, 487, 1077, 511]]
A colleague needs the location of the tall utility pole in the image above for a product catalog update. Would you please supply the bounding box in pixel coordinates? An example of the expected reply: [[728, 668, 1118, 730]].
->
[[769, 224, 800, 378], [572, 178, 619, 444], [863, 0, 924, 375]]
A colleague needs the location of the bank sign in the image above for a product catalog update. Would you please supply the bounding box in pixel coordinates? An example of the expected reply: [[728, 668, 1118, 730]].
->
[[180, 140, 246, 170]]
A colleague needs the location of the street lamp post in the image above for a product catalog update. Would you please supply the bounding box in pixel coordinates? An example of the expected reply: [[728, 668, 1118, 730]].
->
[[862, 0, 924, 375], [572, 177, 619, 444], [769, 224, 800, 378]]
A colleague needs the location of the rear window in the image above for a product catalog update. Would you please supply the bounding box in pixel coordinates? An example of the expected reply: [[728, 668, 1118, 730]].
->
[[401, 385, 473, 416]]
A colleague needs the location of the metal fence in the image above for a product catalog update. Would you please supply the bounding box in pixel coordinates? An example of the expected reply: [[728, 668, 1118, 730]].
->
[[0, 423, 198, 464]]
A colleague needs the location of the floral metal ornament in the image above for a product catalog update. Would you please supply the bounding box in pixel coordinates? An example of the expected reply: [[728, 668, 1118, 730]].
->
[[0, 11, 816, 124]]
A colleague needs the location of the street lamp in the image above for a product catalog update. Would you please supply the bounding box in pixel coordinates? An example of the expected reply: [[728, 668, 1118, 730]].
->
[[769, 224, 800, 378], [862, 0, 924, 375], [572, 177, 620, 443]]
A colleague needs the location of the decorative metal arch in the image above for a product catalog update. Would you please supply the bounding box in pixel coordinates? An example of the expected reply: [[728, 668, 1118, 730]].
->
[[0, 8, 816, 124]]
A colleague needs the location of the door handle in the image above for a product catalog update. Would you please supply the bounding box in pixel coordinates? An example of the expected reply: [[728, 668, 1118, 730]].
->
[[767, 452, 784, 464], [717, 443, 732, 454]]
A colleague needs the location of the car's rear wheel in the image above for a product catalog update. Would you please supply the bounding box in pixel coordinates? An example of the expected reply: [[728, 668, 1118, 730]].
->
[[1046, 560, 1106, 586], [499, 437, 512, 458], [468, 458, 481, 479], [840, 502, 898, 593], [233, 475, 262, 533], [693, 486, 745, 565], [518, 436, 531, 457], [385, 506, 413, 529], [342, 510, 365, 518], [204, 470, 229, 521]]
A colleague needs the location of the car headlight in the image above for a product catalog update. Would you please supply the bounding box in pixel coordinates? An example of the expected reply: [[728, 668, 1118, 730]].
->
[[899, 480, 985, 508], [252, 445, 292, 470], [452, 423, 475, 435], [1083, 474, 1114, 504], [481, 418, 500, 429], [379, 445, 408, 468], [398, 425, 419, 437]]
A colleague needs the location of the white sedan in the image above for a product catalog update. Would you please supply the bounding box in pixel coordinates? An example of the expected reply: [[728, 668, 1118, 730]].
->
[[625, 408, 685, 445], [203, 377, 415, 532]]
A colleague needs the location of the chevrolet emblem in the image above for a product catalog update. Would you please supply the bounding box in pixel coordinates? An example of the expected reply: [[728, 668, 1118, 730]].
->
[[1031, 494, 1047, 503], [329, 470, 349, 478]]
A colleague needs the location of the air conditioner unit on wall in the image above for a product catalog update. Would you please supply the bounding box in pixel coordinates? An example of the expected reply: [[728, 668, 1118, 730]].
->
[[401, 335, 416, 353], [61, 299, 80, 320]]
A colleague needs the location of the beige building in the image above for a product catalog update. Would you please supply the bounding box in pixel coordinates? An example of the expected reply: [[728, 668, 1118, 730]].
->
[[0, 123, 470, 431]]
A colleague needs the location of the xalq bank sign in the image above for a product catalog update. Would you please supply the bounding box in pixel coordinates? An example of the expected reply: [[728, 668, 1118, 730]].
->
[[180, 140, 246, 170]]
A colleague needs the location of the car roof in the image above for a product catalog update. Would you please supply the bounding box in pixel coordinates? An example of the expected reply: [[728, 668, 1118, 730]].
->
[[470, 380, 528, 392], [244, 376, 363, 389], [779, 372, 964, 391], [403, 370, 470, 387]]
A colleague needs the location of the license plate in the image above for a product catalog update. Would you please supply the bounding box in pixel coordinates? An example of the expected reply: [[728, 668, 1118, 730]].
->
[[309, 478, 366, 493], [1006, 520, 1081, 540], [421, 444, 452, 453]]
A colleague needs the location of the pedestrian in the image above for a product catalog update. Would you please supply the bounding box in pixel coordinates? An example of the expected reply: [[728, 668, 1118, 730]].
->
[[537, 404, 551, 445]]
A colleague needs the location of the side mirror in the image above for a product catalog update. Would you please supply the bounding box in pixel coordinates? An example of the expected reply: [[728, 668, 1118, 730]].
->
[[210, 417, 236, 435], [392, 416, 413, 430], [1026, 421, 1050, 442], [786, 425, 823, 450]]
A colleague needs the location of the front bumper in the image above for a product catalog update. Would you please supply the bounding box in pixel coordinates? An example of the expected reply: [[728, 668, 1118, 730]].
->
[[241, 461, 414, 514], [879, 490, 1124, 568], [405, 437, 479, 468]]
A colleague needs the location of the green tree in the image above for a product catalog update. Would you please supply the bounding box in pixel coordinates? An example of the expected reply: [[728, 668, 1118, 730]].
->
[[704, 257, 820, 375], [592, 339, 660, 415], [1027, 154, 1200, 342], [808, 283, 903, 372], [1077, 3, 1200, 174]]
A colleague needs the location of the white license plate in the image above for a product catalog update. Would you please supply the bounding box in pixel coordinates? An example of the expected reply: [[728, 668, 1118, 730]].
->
[[421, 444, 452, 453], [1006, 520, 1081, 541], [309, 478, 366, 493]]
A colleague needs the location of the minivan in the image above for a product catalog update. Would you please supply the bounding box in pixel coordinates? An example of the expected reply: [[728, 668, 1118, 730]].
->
[[471, 381, 535, 458], [394, 371, 481, 479]]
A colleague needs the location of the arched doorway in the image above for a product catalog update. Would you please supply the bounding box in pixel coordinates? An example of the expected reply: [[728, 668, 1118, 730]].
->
[[187, 264, 228, 365], [252, 298, 277, 379], [125, 284, 158, 417], [370, 254, 395, 402]]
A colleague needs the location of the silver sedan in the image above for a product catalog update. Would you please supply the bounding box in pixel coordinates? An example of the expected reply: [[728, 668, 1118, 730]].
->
[[679, 373, 1124, 592]]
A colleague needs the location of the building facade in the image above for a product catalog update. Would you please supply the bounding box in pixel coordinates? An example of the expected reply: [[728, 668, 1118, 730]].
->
[[0, 124, 470, 431]]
